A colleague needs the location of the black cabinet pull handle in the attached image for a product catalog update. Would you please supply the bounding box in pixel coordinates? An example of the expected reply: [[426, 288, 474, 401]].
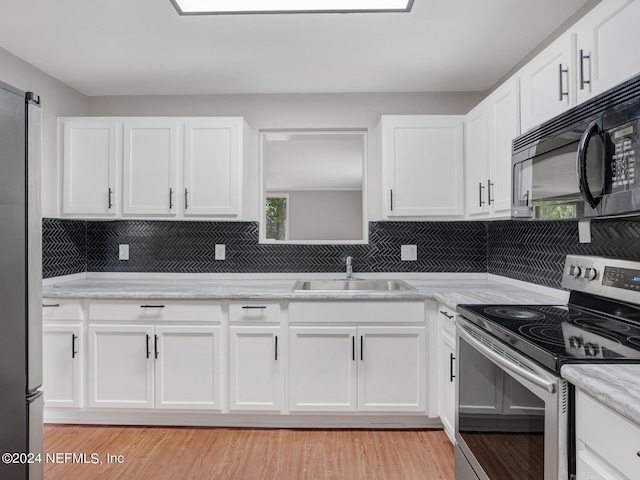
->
[[275, 335, 278, 361], [242, 305, 267, 310], [43, 304, 60, 308], [637, 451, 640, 458], [579, 49, 591, 90], [450, 353, 456, 382], [169, 188, 174, 209], [439, 310, 454, 319], [487, 179, 494, 205], [184, 188, 189, 210], [558, 64, 569, 101], [141, 305, 165, 308], [154, 335, 159, 359], [524, 190, 530, 207], [108, 187, 113, 209], [478, 183, 485, 207], [390, 189, 394, 211], [352, 336, 355, 361], [72, 334, 78, 359], [146, 334, 150, 359], [360, 336, 363, 361]]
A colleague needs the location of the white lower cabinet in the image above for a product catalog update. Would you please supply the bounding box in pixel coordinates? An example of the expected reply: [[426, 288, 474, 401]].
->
[[46, 297, 430, 424], [88, 324, 220, 409], [437, 304, 457, 442], [229, 326, 282, 411], [289, 326, 358, 412], [88, 325, 155, 408], [576, 390, 640, 480], [43, 324, 82, 408], [154, 326, 220, 409], [358, 327, 426, 412], [288, 325, 426, 413]]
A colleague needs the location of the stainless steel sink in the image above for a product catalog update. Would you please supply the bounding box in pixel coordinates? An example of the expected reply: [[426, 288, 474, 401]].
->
[[291, 279, 416, 292]]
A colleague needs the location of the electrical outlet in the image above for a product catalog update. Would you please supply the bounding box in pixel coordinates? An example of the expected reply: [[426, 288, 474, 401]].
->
[[215, 244, 226, 260], [401, 244, 417, 261], [118, 244, 130, 261]]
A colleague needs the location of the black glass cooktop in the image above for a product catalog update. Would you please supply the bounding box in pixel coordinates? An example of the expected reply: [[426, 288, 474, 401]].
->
[[457, 303, 640, 373]]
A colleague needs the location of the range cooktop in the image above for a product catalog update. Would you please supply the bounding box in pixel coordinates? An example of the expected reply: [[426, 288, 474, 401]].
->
[[457, 302, 640, 373]]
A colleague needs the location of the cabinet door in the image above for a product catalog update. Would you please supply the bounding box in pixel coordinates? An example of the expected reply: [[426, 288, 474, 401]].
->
[[575, 0, 640, 104], [441, 334, 456, 442], [288, 326, 357, 412], [229, 326, 281, 411], [123, 119, 178, 215], [357, 326, 426, 412], [382, 116, 464, 217], [42, 324, 81, 408], [464, 105, 490, 216], [154, 326, 220, 410], [62, 120, 117, 215], [88, 325, 154, 408], [184, 118, 242, 216], [488, 77, 520, 215], [519, 34, 575, 132]]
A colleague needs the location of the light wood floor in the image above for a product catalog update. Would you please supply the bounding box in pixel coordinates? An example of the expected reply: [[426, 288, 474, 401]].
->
[[44, 425, 454, 480]]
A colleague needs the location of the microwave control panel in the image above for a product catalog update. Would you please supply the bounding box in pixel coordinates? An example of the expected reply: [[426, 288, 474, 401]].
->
[[610, 120, 638, 191]]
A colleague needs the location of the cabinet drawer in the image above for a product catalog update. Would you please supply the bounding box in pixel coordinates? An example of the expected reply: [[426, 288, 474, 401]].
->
[[89, 300, 221, 322], [577, 390, 640, 480], [42, 299, 82, 321], [289, 301, 424, 324], [229, 302, 280, 323]]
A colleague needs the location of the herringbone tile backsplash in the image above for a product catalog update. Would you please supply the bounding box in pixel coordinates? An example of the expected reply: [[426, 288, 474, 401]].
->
[[42, 217, 640, 290]]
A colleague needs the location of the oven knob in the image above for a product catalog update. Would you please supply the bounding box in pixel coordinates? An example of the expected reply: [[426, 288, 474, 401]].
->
[[584, 343, 599, 357], [570, 265, 582, 278], [569, 336, 583, 348], [584, 268, 598, 281]]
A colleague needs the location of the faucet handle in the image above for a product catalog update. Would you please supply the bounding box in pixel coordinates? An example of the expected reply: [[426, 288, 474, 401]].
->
[[346, 256, 353, 266]]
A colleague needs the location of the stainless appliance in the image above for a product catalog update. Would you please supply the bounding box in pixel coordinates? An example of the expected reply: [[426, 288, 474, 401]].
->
[[455, 255, 640, 480], [0, 80, 43, 480], [512, 73, 640, 220]]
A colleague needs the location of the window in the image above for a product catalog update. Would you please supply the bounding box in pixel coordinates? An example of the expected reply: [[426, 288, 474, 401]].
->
[[266, 194, 289, 241]]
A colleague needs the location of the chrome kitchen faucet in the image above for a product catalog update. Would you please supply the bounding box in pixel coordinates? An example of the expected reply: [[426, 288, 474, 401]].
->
[[345, 256, 353, 279]]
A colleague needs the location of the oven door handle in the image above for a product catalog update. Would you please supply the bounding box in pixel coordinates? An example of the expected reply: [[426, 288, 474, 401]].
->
[[457, 323, 556, 394]]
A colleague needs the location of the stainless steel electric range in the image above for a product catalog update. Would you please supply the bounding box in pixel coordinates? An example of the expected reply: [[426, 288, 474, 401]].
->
[[455, 255, 640, 480]]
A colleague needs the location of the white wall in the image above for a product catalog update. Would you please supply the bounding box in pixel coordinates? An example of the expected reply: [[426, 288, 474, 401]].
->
[[288, 190, 363, 241], [87, 91, 483, 221], [0, 47, 88, 217]]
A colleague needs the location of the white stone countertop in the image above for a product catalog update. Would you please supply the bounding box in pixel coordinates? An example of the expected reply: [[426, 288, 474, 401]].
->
[[42, 275, 565, 309], [561, 364, 640, 426]]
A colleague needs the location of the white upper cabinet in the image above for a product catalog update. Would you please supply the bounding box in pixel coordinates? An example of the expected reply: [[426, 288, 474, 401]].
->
[[465, 77, 520, 218], [123, 118, 178, 216], [518, 0, 640, 133], [61, 119, 117, 215], [59, 116, 248, 219], [488, 78, 520, 214], [519, 34, 575, 133], [465, 104, 490, 216], [380, 115, 464, 217], [575, 0, 640, 104], [184, 118, 244, 216]]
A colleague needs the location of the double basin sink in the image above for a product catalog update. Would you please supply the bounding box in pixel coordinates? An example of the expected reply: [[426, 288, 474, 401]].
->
[[291, 279, 416, 293]]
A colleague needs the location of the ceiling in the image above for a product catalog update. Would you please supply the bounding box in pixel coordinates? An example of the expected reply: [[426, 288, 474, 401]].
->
[[0, 0, 590, 96]]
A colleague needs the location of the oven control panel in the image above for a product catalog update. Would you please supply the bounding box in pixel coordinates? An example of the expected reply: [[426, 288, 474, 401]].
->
[[562, 255, 640, 303], [602, 266, 640, 291]]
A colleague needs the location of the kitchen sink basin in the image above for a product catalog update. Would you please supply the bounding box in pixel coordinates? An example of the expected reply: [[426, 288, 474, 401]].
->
[[291, 279, 416, 293]]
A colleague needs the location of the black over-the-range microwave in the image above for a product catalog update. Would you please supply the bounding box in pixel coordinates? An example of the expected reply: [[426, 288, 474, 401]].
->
[[512, 73, 640, 220]]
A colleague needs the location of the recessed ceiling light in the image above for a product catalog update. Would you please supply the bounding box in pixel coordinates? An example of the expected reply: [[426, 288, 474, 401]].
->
[[171, 0, 414, 15]]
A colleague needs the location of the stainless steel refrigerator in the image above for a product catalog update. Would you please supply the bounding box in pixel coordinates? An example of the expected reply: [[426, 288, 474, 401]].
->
[[0, 80, 43, 480]]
